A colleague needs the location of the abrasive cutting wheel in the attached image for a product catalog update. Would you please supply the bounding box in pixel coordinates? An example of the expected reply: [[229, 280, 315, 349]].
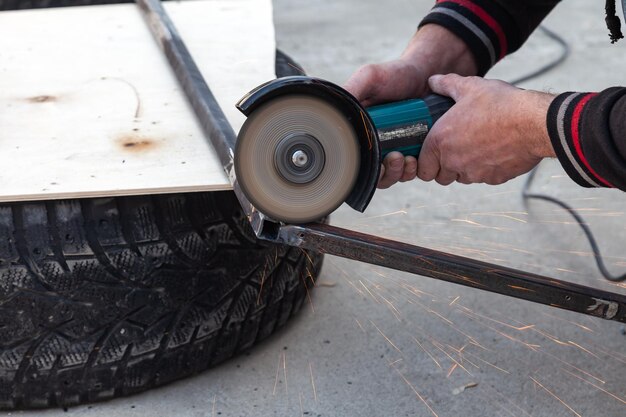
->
[[235, 94, 361, 223]]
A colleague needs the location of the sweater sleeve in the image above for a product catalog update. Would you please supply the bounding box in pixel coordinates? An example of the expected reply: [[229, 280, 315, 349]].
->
[[547, 88, 626, 190], [419, 0, 561, 75]]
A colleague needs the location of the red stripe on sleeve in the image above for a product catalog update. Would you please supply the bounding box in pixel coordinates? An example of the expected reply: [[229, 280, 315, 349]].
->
[[436, 0, 507, 59], [570, 93, 614, 188]]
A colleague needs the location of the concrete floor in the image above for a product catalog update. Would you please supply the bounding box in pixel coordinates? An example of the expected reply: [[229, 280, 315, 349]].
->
[[7, 0, 626, 416]]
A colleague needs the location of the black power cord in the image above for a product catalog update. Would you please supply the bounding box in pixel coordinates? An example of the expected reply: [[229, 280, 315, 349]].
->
[[522, 167, 626, 282], [514, 26, 626, 282]]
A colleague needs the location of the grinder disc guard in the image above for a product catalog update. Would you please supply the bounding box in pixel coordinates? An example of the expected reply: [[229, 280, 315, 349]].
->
[[235, 95, 360, 223]]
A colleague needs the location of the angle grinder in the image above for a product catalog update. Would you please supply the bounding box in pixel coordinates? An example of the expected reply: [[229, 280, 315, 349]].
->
[[235, 76, 454, 223]]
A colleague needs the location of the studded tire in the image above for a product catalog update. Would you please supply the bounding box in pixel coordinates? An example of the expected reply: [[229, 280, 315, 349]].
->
[[0, 192, 322, 410]]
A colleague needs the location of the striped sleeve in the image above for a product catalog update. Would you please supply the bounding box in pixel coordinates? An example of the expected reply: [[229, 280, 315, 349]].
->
[[419, 0, 559, 75], [547, 89, 626, 190]]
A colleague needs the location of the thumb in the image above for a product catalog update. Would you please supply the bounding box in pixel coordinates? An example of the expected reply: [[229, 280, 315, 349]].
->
[[428, 74, 468, 102]]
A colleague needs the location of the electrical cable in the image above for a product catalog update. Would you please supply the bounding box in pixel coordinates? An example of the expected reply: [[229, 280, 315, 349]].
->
[[522, 167, 626, 282], [515, 26, 626, 282], [509, 26, 570, 85]]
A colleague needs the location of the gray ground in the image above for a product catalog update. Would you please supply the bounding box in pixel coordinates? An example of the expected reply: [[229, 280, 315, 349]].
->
[[7, 0, 626, 416]]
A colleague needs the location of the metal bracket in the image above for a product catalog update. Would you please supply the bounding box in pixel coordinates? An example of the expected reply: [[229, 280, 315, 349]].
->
[[137, 0, 626, 323]]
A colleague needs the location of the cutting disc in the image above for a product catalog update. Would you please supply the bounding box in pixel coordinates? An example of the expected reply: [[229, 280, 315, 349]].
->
[[235, 95, 360, 223]]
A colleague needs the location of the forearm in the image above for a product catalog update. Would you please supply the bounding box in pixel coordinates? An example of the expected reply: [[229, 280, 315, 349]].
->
[[419, 0, 561, 75], [547, 88, 626, 190], [400, 24, 478, 77]]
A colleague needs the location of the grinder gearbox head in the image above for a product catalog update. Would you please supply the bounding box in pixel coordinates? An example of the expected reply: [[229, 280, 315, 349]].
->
[[235, 76, 380, 224]]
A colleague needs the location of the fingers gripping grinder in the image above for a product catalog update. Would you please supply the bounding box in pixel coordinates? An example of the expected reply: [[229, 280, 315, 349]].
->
[[235, 76, 453, 223]]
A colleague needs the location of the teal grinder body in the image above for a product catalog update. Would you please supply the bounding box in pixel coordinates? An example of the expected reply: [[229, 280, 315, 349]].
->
[[367, 95, 454, 158]]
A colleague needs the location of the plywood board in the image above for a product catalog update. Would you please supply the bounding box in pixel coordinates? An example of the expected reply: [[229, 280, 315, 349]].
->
[[0, 0, 276, 202]]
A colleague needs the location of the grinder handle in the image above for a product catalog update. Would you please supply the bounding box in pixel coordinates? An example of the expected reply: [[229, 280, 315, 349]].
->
[[366, 94, 455, 159]]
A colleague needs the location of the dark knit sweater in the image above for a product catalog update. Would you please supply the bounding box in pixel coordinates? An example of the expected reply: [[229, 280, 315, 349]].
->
[[420, 0, 626, 190]]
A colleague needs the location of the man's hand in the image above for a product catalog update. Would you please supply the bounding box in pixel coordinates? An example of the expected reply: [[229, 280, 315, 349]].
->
[[343, 24, 478, 188], [417, 74, 555, 186]]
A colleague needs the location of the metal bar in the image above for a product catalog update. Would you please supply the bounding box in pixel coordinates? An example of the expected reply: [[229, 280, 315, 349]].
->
[[136, 0, 626, 323], [276, 223, 626, 322], [135, 0, 274, 236]]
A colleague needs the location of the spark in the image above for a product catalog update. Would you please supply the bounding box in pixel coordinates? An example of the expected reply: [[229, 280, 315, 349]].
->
[[370, 320, 402, 353], [507, 285, 536, 293], [327, 260, 365, 296], [300, 274, 315, 313], [530, 328, 568, 346], [462, 351, 510, 375], [283, 352, 288, 397], [286, 61, 305, 75], [539, 350, 606, 385], [448, 345, 480, 369], [305, 266, 316, 286], [538, 311, 594, 332], [431, 341, 472, 376], [468, 211, 528, 223], [567, 340, 601, 359], [458, 307, 535, 332], [359, 110, 373, 150], [389, 358, 403, 366], [212, 394, 216, 417], [449, 296, 460, 306], [460, 311, 540, 350], [392, 367, 440, 417], [559, 367, 626, 405], [300, 248, 315, 265], [450, 218, 511, 232], [446, 363, 458, 378], [309, 361, 318, 402], [412, 336, 442, 369], [257, 262, 268, 305], [299, 391, 304, 417], [273, 353, 281, 396], [412, 304, 485, 348], [589, 344, 626, 365], [354, 318, 365, 332], [359, 280, 381, 304], [482, 385, 536, 417], [530, 376, 582, 417], [350, 210, 408, 224], [376, 292, 402, 321], [428, 309, 453, 325]]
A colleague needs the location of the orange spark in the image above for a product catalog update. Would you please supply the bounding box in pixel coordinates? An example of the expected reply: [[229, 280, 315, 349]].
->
[[431, 341, 472, 376], [273, 353, 281, 396], [567, 341, 601, 359], [300, 274, 315, 313], [370, 320, 402, 353], [359, 280, 381, 304], [308, 361, 318, 403], [462, 351, 511, 375], [283, 352, 288, 397], [392, 367, 440, 417], [257, 262, 268, 305], [507, 285, 536, 293], [530, 376, 582, 417], [559, 368, 626, 405], [354, 318, 365, 333], [412, 336, 442, 369]]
